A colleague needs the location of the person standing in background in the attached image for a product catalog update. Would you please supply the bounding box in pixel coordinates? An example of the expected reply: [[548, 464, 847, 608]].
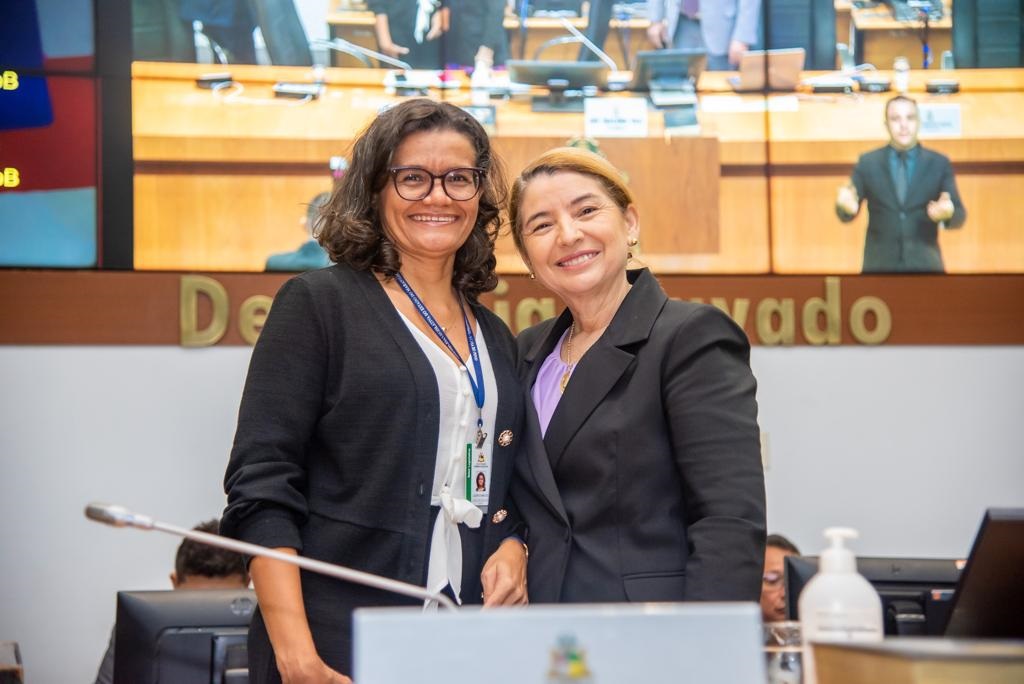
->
[[178, 0, 257, 63], [369, 0, 446, 68], [443, 0, 509, 68], [836, 95, 966, 273], [646, 0, 762, 70]]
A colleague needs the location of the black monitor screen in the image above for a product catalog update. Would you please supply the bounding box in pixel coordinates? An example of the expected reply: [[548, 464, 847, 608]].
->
[[785, 556, 961, 636], [944, 508, 1024, 638], [506, 59, 610, 90], [628, 48, 707, 91], [114, 589, 256, 684]]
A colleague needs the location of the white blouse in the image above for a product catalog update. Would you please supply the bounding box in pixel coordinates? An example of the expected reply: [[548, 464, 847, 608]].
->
[[396, 311, 497, 607]]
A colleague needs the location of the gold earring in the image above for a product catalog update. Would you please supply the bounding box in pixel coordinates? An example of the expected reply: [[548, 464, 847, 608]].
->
[[528, 272, 536, 280], [627, 236, 639, 261]]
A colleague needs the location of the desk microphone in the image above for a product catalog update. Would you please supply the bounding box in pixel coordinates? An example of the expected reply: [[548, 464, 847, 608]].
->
[[84, 502, 457, 611], [559, 17, 619, 72], [310, 38, 412, 71]]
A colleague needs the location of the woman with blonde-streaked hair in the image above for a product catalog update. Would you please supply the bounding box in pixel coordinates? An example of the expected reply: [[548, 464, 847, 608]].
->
[[508, 146, 766, 604]]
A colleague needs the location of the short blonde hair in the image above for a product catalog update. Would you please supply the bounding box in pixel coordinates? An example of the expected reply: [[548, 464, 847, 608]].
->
[[508, 147, 634, 257]]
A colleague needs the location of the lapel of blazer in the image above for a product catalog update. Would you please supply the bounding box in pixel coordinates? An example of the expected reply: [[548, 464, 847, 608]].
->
[[350, 269, 442, 473], [520, 313, 573, 525], [543, 269, 667, 470]]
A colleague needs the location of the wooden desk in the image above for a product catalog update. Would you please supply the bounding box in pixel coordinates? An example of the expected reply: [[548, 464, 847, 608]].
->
[[131, 63, 739, 273], [131, 63, 1024, 274], [850, 0, 952, 69], [325, 10, 655, 71]]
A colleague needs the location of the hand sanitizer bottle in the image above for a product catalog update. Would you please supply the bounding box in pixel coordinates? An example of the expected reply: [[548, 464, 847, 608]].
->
[[799, 527, 883, 684]]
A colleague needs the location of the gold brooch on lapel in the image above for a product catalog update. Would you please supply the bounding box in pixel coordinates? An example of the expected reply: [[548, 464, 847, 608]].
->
[[491, 509, 508, 524], [497, 430, 513, 447]]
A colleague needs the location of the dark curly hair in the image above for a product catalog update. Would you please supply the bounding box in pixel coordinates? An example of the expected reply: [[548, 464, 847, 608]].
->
[[317, 98, 507, 301], [175, 519, 248, 580]]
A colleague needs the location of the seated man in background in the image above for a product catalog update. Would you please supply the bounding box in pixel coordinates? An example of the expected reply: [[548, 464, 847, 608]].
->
[[761, 534, 800, 623], [93, 519, 250, 684], [836, 95, 967, 273], [265, 193, 333, 272]]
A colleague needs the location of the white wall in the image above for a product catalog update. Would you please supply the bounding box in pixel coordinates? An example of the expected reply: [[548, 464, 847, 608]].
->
[[1, 345, 1022, 682]]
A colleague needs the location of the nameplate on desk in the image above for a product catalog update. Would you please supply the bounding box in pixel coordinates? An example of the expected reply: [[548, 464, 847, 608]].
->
[[584, 97, 648, 138], [918, 103, 962, 138]]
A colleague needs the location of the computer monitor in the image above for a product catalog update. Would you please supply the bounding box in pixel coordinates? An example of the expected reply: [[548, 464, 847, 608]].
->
[[114, 589, 256, 683], [785, 556, 961, 636], [944, 508, 1024, 638], [506, 59, 610, 112], [627, 48, 707, 92]]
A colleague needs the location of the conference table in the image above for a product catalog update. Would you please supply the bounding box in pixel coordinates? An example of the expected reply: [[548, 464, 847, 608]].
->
[[131, 62, 1024, 274]]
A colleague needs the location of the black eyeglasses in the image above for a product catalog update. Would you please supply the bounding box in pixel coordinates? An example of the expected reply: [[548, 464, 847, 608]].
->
[[388, 166, 484, 202]]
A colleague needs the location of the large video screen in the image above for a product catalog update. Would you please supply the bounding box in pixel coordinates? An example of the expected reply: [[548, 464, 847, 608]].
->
[[5, 0, 1023, 274]]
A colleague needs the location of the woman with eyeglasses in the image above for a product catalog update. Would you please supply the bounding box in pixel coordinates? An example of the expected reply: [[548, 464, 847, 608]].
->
[[507, 147, 765, 605], [222, 99, 528, 684]]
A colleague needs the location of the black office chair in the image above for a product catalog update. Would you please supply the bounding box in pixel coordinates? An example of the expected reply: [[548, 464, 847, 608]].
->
[[246, 0, 314, 66], [132, 0, 197, 62], [762, 0, 836, 70], [952, 0, 1024, 68]]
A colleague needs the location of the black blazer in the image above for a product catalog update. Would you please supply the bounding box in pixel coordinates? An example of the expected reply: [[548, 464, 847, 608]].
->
[[512, 269, 766, 604], [221, 264, 523, 677], [839, 144, 967, 273]]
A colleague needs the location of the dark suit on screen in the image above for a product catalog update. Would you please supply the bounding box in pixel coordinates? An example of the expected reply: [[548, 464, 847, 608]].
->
[[221, 264, 523, 679], [511, 269, 766, 604], [839, 144, 967, 273]]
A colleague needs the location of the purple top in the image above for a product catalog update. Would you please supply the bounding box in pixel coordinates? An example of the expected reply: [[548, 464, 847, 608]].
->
[[530, 327, 573, 436]]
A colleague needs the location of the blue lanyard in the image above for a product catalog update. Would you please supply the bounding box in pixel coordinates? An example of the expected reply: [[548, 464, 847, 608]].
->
[[394, 273, 486, 441]]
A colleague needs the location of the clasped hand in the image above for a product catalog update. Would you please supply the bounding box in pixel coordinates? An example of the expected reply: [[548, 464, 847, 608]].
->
[[480, 537, 529, 606]]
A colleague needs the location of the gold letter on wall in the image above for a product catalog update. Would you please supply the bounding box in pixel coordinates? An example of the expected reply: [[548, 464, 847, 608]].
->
[[180, 275, 228, 347], [239, 295, 273, 345], [756, 298, 795, 345], [850, 296, 892, 345], [802, 277, 842, 345]]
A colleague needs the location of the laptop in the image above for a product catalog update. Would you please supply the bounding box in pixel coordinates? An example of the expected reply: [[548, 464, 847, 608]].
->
[[944, 508, 1024, 638], [355, 602, 765, 683], [729, 48, 806, 92]]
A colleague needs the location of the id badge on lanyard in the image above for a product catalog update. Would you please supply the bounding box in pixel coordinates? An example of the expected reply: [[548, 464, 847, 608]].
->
[[466, 442, 491, 512]]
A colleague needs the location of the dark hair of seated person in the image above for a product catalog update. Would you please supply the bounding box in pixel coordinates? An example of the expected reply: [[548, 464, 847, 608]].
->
[[173, 519, 249, 584], [766, 533, 800, 555]]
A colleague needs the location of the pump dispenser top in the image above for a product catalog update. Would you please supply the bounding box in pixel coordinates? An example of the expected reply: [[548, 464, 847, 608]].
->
[[820, 527, 858, 572], [799, 527, 883, 684]]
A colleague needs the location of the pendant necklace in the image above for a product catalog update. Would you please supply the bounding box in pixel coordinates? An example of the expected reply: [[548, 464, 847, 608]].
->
[[560, 323, 575, 394]]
